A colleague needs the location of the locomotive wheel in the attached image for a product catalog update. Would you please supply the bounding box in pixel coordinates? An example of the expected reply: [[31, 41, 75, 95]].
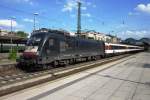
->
[[86, 57, 91, 61], [69, 59, 74, 64], [65, 60, 70, 66], [52, 61, 59, 67], [96, 55, 102, 60]]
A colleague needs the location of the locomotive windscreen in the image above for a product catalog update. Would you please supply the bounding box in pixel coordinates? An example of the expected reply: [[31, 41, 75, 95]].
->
[[27, 34, 45, 46], [25, 33, 46, 52]]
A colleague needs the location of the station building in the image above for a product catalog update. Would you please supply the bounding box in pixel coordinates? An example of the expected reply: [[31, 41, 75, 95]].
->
[[77, 30, 121, 43]]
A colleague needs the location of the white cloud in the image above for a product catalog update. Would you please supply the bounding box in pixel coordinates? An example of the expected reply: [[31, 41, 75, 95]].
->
[[128, 12, 140, 16], [13, 24, 26, 33], [82, 13, 91, 17], [0, 19, 18, 27], [118, 30, 150, 39], [81, 6, 87, 10], [70, 14, 76, 18], [70, 32, 75, 36], [56, 0, 63, 4], [62, 0, 94, 12], [62, 0, 93, 19], [135, 3, 150, 14], [115, 24, 128, 29], [62, 0, 77, 12], [16, 24, 24, 29], [23, 18, 34, 23], [85, 1, 96, 8], [23, 0, 34, 5], [86, 2, 92, 6], [6, 0, 34, 5]]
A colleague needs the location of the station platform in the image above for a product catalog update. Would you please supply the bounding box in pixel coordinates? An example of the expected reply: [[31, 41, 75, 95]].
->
[[0, 52, 150, 100], [0, 60, 16, 66]]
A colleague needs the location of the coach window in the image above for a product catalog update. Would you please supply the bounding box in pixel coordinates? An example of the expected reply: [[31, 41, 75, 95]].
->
[[112, 46, 115, 49]]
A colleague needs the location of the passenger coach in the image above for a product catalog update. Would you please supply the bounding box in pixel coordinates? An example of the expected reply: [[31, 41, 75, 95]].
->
[[105, 43, 144, 56]]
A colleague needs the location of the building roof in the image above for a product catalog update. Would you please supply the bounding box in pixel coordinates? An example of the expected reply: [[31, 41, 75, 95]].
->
[[0, 35, 27, 44]]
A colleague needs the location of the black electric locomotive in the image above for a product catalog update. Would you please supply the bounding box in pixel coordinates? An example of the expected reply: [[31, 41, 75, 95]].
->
[[18, 29, 105, 69]]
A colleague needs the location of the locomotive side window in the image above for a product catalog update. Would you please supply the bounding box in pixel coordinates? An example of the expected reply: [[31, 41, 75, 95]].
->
[[66, 37, 75, 50], [49, 39, 54, 47], [60, 41, 66, 52]]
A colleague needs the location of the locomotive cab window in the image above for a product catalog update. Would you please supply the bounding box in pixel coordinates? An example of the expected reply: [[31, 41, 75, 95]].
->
[[44, 38, 56, 55], [26, 33, 45, 52], [49, 39, 54, 47]]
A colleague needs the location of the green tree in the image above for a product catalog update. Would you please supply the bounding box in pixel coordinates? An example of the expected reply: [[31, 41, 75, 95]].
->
[[16, 31, 28, 38]]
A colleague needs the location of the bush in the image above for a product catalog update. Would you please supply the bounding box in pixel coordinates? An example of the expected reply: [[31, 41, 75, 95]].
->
[[8, 48, 17, 60]]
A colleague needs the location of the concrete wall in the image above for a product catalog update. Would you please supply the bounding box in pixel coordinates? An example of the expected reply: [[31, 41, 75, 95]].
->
[[0, 53, 22, 59]]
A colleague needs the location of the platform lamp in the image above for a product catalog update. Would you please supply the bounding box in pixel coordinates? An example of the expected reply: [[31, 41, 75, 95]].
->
[[33, 13, 39, 35], [10, 16, 16, 53]]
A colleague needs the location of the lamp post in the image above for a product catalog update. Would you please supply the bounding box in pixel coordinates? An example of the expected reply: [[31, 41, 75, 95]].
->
[[33, 13, 39, 33], [76, 1, 81, 37], [10, 17, 16, 52]]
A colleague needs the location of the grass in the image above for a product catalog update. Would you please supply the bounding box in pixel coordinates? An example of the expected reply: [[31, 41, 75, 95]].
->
[[8, 48, 18, 60]]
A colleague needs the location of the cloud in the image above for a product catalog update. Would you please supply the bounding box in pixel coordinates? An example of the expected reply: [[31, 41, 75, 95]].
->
[[0, 19, 24, 31], [86, 2, 92, 6], [81, 6, 87, 10], [23, 18, 39, 23], [62, 0, 77, 12], [62, 0, 93, 19], [82, 13, 91, 17], [135, 3, 150, 14], [118, 30, 150, 39], [85, 1, 96, 8], [115, 24, 128, 29], [23, 0, 34, 5], [56, 0, 63, 4], [0, 19, 18, 27], [70, 14, 76, 18], [23, 18, 34, 23], [128, 12, 140, 16], [6, 0, 34, 5], [62, 0, 94, 12]]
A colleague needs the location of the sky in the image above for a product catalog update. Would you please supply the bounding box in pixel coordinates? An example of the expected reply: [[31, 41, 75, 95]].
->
[[0, 0, 150, 40]]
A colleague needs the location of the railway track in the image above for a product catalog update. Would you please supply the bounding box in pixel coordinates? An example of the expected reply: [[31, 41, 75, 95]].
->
[[0, 53, 136, 96]]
